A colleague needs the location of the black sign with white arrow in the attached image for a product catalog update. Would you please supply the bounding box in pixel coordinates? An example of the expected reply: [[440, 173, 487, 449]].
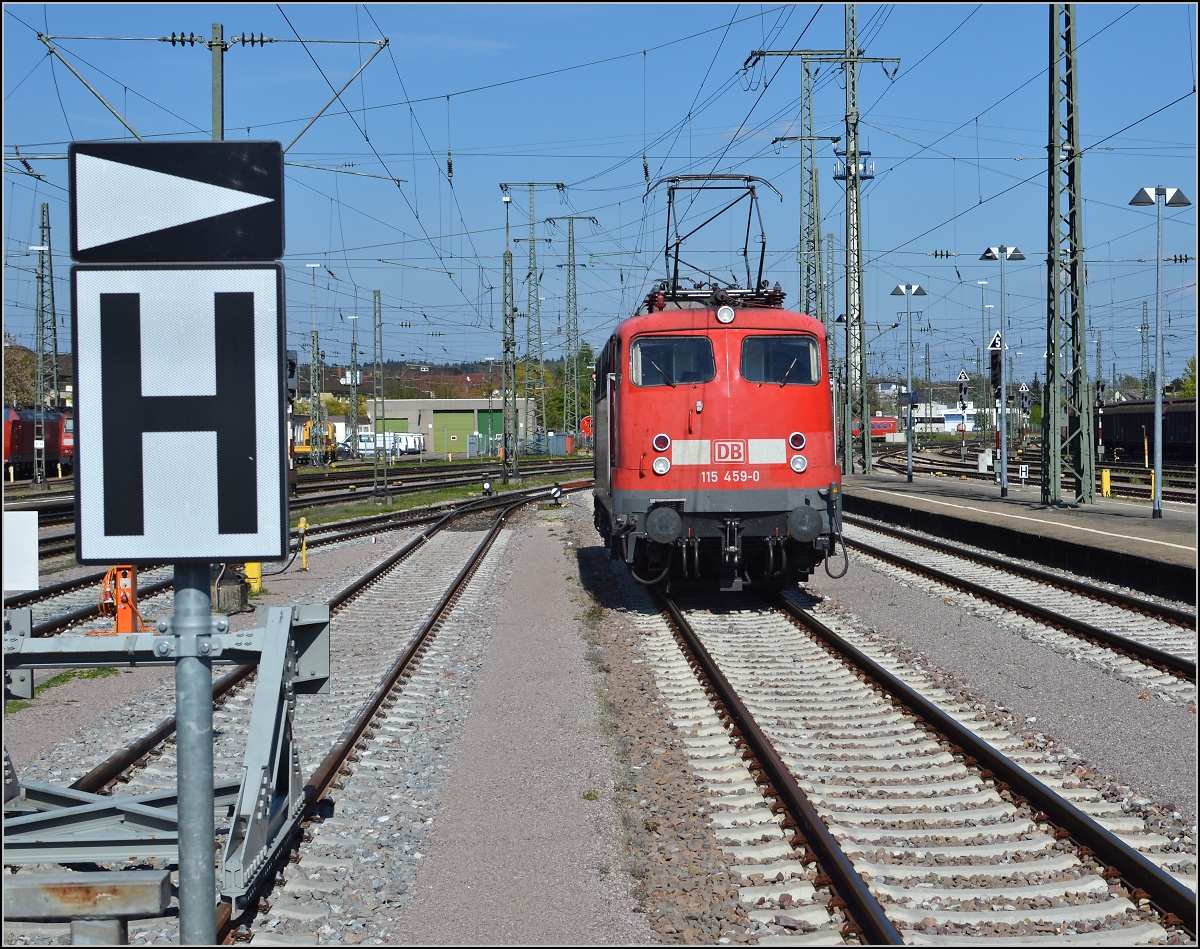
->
[[69, 141, 284, 263]]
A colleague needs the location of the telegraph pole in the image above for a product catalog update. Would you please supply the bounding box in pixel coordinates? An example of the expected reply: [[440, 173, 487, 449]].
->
[[1045, 3, 1094, 504], [549, 215, 597, 440]]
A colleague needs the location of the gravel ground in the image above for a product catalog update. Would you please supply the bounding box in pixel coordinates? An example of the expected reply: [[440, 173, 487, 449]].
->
[[385, 505, 654, 945], [805, 552, 1198, 829], [6, 489, 1195, 946]]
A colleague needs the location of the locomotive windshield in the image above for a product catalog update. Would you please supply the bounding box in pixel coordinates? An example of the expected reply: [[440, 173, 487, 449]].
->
[[740, 335, 820, 386], [630, 336, 715, 387]]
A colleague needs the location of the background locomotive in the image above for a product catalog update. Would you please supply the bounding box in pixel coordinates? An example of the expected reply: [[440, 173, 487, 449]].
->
[[593, 175, 842, 592], [3, 407, 73, 478]]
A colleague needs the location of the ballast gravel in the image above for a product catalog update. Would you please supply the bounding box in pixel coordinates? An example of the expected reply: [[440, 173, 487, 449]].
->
[[805, 551, 1198, 834], [5, 489, 1196, 946]]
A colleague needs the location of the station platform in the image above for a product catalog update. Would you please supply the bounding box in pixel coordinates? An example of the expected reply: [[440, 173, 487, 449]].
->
[[840, 468, 1196, 605]]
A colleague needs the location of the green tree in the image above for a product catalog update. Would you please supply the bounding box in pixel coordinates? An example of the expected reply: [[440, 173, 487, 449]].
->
[[1178, 355, 1196, 397], [3, 339, 36, 407]]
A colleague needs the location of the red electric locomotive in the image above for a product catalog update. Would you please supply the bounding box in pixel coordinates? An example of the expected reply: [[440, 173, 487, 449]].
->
[[593, 175, 843, 591], [3, 406, 65, 478]]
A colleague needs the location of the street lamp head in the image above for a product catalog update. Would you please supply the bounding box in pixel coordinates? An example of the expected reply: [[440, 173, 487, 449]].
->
[[980, 246, 1024, 261], [1130, 186, 1191, 208]]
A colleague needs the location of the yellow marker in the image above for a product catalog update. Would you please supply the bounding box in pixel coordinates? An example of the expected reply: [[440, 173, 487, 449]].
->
[[1101, 469, 1111, 498], [298, 516, 309, 572], [244, 561, 262, 594]]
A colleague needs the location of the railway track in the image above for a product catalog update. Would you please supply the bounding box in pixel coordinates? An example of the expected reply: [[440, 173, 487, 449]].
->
[[5, 483, 580, 943], [10, 486, 581, 639], [880, 451, 1196, 503], [634, 581, 1197, 942], [26, 459, 589, 559], [840, 515, 1195, 710], [837, 517, 1197, 703]]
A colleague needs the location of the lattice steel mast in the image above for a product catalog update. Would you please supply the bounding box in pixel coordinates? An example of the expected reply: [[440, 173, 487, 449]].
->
[[32, 203, 59, 485], [500, 192, 519, 482], [500, 182, 563, 447], [371, 290, 389, 502], [549, 215, 597, 439], [752, 13, 897, 473], [1044, 3, 1094, 504]]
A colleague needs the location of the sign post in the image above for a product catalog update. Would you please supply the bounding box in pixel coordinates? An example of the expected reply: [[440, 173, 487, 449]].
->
[[988, 330, 1007, 496], [957, 370, 970, 460], [70, 141, 285, 944]]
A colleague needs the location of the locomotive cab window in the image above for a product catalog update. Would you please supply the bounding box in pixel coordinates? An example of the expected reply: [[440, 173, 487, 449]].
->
[[630, 336, 715, 387], [741, 335, 820, 386]]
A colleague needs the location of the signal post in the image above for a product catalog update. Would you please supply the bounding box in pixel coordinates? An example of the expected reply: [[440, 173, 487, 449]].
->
[[69, 141, 287, 943]]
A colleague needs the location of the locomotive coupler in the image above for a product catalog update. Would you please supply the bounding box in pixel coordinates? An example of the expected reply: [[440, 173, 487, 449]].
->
[[720, 518, 744, 591]]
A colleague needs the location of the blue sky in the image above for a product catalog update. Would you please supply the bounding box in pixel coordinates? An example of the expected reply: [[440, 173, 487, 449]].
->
[[4, 3, 1196, 390]]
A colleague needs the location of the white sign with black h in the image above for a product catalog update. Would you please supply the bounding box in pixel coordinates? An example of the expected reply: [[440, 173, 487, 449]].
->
[[73, 264, 287, 563]]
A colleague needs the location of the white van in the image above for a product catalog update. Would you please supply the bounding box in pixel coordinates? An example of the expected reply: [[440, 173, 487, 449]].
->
[[348, 432, 401, 458]]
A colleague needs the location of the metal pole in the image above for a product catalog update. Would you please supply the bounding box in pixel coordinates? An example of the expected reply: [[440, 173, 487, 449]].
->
[[1152, 190, 1163, 518], [172, 564, 215, 944], [348, 315, 359, 456], [999, 250, 1009, 498], [906, 294, 913, 483], [843, 318, 852, 474], [165, 33, 226, 941], [210, 24, 223, 141]]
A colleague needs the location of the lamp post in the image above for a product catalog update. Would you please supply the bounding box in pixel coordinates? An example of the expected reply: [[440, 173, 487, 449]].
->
[[891, 284, 926, 483], [980, 246, 1025, 497], [1129, 186, 1191, 519], [975, 279, 988, 436], [346, 314, 359, 458]]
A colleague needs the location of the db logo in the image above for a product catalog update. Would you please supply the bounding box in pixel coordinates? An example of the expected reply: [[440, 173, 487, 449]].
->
[[714, 439, 746, 463]]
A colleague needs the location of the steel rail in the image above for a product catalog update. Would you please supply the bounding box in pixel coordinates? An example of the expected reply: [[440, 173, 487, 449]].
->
[[843, 514, 1197, 629], [216, 488, 570, 940], [69, 666, 255, 794], [773, 593, 1197, 936], [840, 531, 1196, 681], [7, 481, 592, 941], [20, 481, 588, 632], [654, 589, 904, 946]]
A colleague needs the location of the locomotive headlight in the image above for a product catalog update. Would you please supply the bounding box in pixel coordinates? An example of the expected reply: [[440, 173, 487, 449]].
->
[[652, 433, 671, 453], [788, 431, 806, 451], [790, 454, 808, 473], [652, 456, 671, 476], [715, 305, 736, 324]]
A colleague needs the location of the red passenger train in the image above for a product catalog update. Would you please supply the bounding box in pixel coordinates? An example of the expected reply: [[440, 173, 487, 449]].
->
[[593, 283, 842, 591], [851, 416, 899, 438]]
